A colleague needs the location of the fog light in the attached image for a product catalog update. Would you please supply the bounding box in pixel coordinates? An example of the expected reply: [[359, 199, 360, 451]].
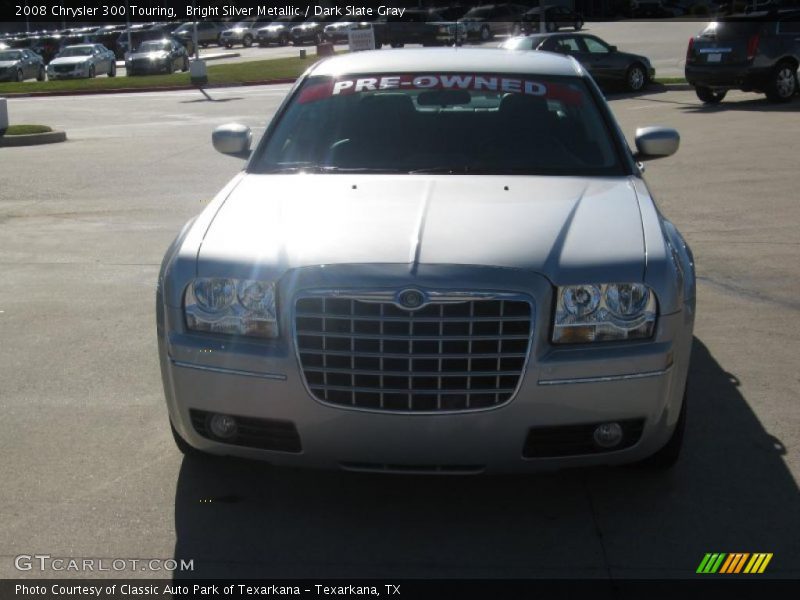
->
[[208, 414, 238, 440], [593, 422, 623, 448]]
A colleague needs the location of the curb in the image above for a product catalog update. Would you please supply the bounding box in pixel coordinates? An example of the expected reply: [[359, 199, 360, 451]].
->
[[0, 130, 67, 147], [0, 78, 298, 99]]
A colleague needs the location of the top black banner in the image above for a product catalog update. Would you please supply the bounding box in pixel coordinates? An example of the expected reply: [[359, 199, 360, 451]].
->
[[1, 0, 799, 26]]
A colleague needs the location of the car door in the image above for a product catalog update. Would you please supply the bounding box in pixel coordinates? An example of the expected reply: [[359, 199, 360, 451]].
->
[[578, 36, 618, 83], [546, 35, 586, 68], [777, 17, 800, 61]]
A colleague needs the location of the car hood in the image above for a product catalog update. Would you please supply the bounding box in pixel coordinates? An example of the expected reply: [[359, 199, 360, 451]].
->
[[128, 51, 167, 59], [49, 56, 89, 66], [0, 59, 22, 67], [197, 175, 645, 284]]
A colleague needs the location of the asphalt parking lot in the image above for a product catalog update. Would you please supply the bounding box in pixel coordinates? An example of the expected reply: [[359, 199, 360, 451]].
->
[[1, 82, 799, 579]]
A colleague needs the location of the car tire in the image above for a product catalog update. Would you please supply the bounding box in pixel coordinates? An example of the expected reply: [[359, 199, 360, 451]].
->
[[108, 62, 116, 78], [546, 21, 557, 33], [765, 61, 797, 103], [182, 57, 189, 72], [201, 42, 209, 48], [166, 60, 174, 75], [16, 68, 23, 82], [637, 386, 687, 470], [243, 34, 253, 48], [89, 65, 95, 79], [626, 63, 647, 92], [390, 42, 404, 48], [280, 33, 289, 46], [224, 42, 232, 49], [575, 19, 583, 31], [479, 25, 491, 42], [37, 66, 45, 81], [695, 86, 726, 104]]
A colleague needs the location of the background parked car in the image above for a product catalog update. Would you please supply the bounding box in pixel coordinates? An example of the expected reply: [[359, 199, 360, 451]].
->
[[125, 38, 189, 76], [0, 48, 45, 82], [220, 18, 272, 48], [256, 17, 297, 46], [685, 10, 800, 103], [47, 44, 116, 79], [517, 5, 585, 34], [289, 16, 340, 46], [384, 9, 463, 47], [501, 33, 655, 92], [173, 21, 224, 48], [458, 3, 529, 41]]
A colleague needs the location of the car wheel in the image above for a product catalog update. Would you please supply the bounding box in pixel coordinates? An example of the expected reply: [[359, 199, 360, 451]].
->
[[695, 86, 726, 104], [390, 41, 404, 48], [37, 66, 45, 81], [243, 34, 253, 48], [575, 19, 583, 31], [201, 42, 209, 48], [89, 65, 95, 79], [108, 62, 116, 77], [280, 33, 289, 46], [224, 42, 232, 49], [16, 68, 24, 82], [479, 25, 491, 42], [765, 61, 797, 103], [637, 386, 687, 470], [626, 63, 647, 92], [166, 60, 174, 75], [546, 20, 557, 33], [182, 57, 189, 72]]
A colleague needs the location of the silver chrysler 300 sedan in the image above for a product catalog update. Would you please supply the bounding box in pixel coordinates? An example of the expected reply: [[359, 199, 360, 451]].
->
[[157, 49, 696, 474]]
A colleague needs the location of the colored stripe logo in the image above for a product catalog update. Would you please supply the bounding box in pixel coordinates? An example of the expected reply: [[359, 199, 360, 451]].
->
[[697, 553, 773, 574]]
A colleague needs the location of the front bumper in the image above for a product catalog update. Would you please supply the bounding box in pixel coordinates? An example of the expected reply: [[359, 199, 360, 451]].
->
[[47, 70, 88, 79], [158, 266, 694, 473], [126, 60, 167, 75]]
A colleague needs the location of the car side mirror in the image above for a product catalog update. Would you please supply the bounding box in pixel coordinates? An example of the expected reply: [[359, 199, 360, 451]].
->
[[609, 45, 618, 52], [212, 123, 252, 158], [633, 127, 680, 161]]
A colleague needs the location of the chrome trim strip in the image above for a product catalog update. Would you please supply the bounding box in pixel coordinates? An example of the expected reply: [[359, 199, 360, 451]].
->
[[292, 288, 536, 415], [538, 365, 673, 386], [170, 359, 287, 381]]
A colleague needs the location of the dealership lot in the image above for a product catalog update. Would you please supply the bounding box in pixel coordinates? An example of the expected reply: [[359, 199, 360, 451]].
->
[[0, 83, 798, 578]]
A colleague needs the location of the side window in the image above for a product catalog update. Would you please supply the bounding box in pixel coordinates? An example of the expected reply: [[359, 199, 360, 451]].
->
[[556, 37, 581, 54], [583, 37, 610, 54]]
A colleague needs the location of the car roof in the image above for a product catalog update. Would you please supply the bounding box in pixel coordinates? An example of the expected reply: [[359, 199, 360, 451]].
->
[[309, 48, 582, 78], [64, 44, 96, 49]]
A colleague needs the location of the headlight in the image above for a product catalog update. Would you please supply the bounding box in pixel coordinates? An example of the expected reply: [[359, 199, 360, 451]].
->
[[184, 278, 278, 338], [553, 283, 656, 344]]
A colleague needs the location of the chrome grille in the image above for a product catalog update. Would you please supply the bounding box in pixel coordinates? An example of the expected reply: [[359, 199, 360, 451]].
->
[[295, 292, 533, 412]]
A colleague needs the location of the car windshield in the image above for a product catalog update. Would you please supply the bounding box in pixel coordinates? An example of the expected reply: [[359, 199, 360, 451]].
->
[[58, 47, 93, 57], [137, 41, 170, 52], [0, 50, 22, 60], [250, 72, 623, 176]]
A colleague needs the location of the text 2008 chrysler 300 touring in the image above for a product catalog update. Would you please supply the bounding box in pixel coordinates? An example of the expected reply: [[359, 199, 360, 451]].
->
[[157, 49, 695, 473]]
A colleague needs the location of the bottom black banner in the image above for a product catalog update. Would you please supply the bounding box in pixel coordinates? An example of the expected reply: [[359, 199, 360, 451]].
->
[[3, 579, 800, 600]]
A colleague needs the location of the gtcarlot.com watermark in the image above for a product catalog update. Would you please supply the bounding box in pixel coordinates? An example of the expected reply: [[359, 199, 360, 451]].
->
[[14, 554, 194, 573]]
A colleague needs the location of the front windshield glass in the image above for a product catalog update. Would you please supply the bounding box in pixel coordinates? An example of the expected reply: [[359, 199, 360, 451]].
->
[[137, 41, 170, 52], [250, 72, 623, 176], [58, 47, 93, 57], [0, 50, 22, 60]]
